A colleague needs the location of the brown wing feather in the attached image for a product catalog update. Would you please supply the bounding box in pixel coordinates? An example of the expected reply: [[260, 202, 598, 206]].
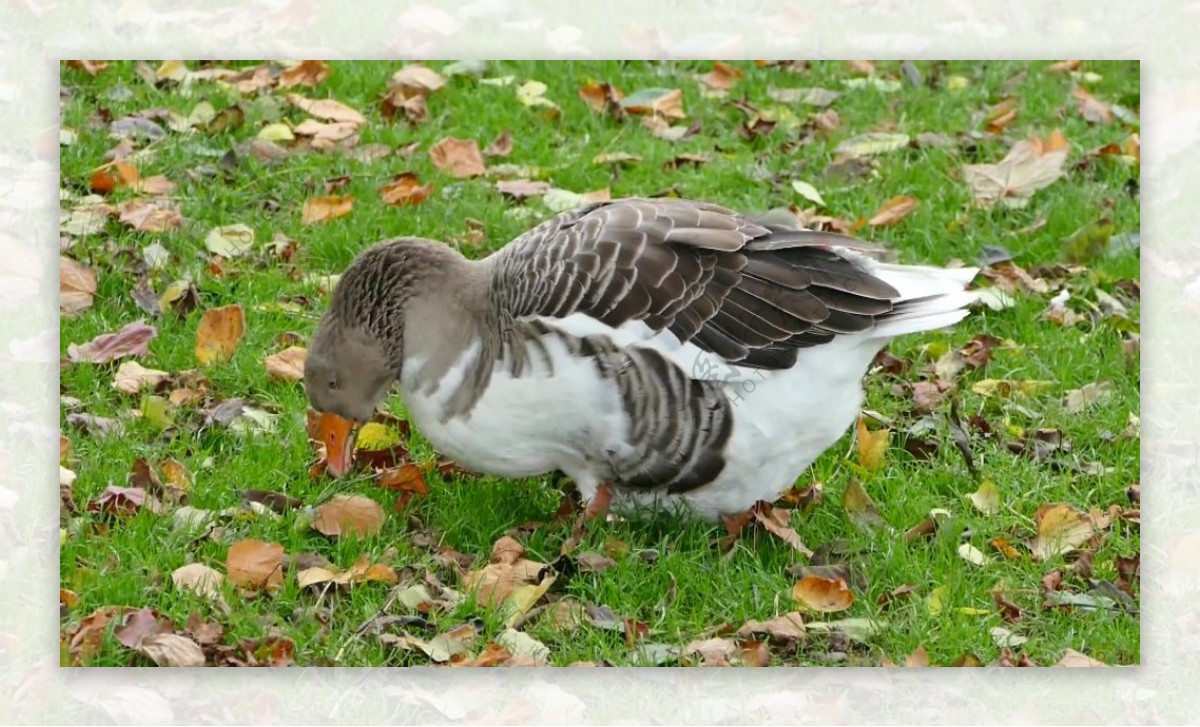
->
[[492, 198, 902, 368]]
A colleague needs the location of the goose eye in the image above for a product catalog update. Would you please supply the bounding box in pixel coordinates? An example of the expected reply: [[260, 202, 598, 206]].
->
[[328, 378, 340, 391]]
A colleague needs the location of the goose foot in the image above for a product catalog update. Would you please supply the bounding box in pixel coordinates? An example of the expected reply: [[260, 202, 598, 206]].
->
[[583, 482, 614, 520]]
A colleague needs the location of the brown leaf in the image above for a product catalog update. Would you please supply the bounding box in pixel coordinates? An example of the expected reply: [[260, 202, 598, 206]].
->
[[1029, 503, 1104, 561], [843, 479, 887, 532], [293, 119, 360, 148], [739, 640, 771, 667], [171, 563, 225, 600], [132, 174, 177, 195], [877, 584, 918, 609], [1055, 648, 1108, 667], [483, 129, 513, 157], [286, 93, 366, 124], [1073, 87, 1112, 124], [195, 305, 246, 365], [699, 61, 742, 91], [1046, 60, 1081, 74], [578, 82, 624, 114], [278, 60, 333, 88], [379, 172, 433, 207], [867, 195, 918, 226], [964, 133, 1069, 207], [114, 608, 171, 649], [390, 64, 446, 97], [118, 199, 183, 232], [66, 60, 108, 75], [429, 137, 486, 178], [750, 502, 813, 557], [737, 612, 806, 646], [684, 637, 737, 666], [60, 256, 97, 317], [301, 195, 354, 224], [904, 644, 931, 667], [312, 494, 386, 538], [621, 88, 685, 119], [67, 320, 157, 363], [379, 463, 429, 509], [463, 537, 548, 606], [138, 633, 206, 667], [225, 539, 285, 591], [792, 574, 855, 612], [262, 345, 307, 381], [991, 587, 1023, 623], [984, 97, 1019, 134], [910, 379, 951, 413], [68, 606, 123, 663]]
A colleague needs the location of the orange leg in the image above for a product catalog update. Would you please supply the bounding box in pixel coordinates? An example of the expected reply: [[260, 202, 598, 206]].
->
[[583, 482, 614, 520]]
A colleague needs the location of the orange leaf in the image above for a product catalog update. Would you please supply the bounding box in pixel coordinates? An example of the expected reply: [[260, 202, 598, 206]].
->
[[301, 195, 354, 225], [791, 574, 854, 612], [855, 416, 890, 470], [285, 93, 366, 124], [867, 195, 918, 226], [278, 60, 332, 88], [225, 539, 285, 591], [195, 305, 246, 365], [699, 61, 743, 91], [579, 82, 623, 113], [379, 463, 429, 494], [312, 494, 385, 538], [429, 137, 486, 178], [379, 173, 433, 206], [984, 98, 1019, 134], [89, 161, 139, 194]]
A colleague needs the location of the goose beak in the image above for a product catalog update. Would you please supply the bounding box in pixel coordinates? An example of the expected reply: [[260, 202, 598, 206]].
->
[[318, 411, 360, 477]]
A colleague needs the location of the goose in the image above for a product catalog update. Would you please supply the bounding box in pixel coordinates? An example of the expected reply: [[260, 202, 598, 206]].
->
[[304, 197, 977, 522]]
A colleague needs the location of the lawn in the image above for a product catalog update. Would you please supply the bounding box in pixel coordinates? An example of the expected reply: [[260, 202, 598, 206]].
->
[[58, 59, 1140, 667]]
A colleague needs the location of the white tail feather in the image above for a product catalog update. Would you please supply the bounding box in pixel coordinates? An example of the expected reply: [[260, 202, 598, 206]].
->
[[866, 264, 980, 339]]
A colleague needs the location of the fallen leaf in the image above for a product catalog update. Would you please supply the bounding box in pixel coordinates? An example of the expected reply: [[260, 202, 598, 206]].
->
[[301, 195, 354, 224], [515, 80, 561, 120], [311, 495, 385, 538], [1073, 86, 1112, 124], [112, 361, 170, 395], [684, 637, 738, 666], [278, 60, 332, 88], [792, 574, 855, 612], [1064, 381, 1114, 412], [496, 179, 551, 199], [204, 223, 256, 258], [1030, 503, 1103, 560], [790, 180, 826, 207], [390, 63, 445, 97], [579, 81, 623, 114], [968, 480, 1001, 515], [483, 129, 513, 157], [89, 161, 139, 194], [767, 86, 840, 107], [905, 644, 931, 667], [843, 479, 887, 532], [225, 539, 285, 591], [262, 346, 307, 381], [751, 503, 813, 557], [429, 137, 486, 178], [992, 538, 1023, 560], [983, 97, 1019, 134], [60, 256, 97, 317], [1055, 648, 1108, 667], [293, 119, 360, 148], [286, 93, 366, 124], [66, 60, 108, 75], [378, 172, 433, 207], [195, 305, 246, 365], [957, 543, 990, 566], [964, 134, 1069, 208], [462, 536, 548, 606], [137, 633, 206, 667], [867, 195, 918, 226], [495, 628, 549, 663], [990, 626, 1027, 648], [835, 132, 909, 158], [171, 563, 225, 601], [737, 613, 806, 646], [67, 321, 157, 363], [698, 61, 742, 91], [855, 416, 890, 470], [803, 618, 883, 643], [119, 199, 183, 232], [620, 88, 685, 119]]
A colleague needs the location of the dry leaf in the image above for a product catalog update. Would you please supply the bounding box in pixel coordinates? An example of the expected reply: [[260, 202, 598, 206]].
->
[[792, 574, 855, 612], [1055, 649, 1108, 667], [1030, 503, 1102, 560], [195, 305, 246, 365], [957, 543, 990, 566], [1073, 87, 1112, 124], [968, 480, 1001, 515], [429, 137, 486, 178], [483, 129, 513, 157], [390, 64, 446, 96], [379, 173, 433, 206], [699, 61, 742, 91], [67, 321, 157, 363], [279, 60, 332, 88], [835, 132, 909, 158], [119, 199, 183, 232], [496, 179, 552, 199], [579, 82, 623, 113], [286, 93, 366, 124], [225, 539, 285, 591], [855, 416, 890, 470], [1064, 381, 1114, 412], [171, 563, 225, 600], [113, 361, 169, 395], [964, 134, 1069, 208], [89, 161, 139, 194], [751, 503, 813, 557], [463, 536, 548, 606], [737, 613, 806, 646], [301, 195, 354, 224], [137, 633, 206, 667], [685, 637, 737, 666], [60, 256, 97, 317], [984, 98, 1019, 134], [867, 195, 918, 226], [204, 223, 255, 258], [312, 494, 385, 538], [263, 346, 307, 381], [293, 119, 360, 148], [620, 88, 685, 119]]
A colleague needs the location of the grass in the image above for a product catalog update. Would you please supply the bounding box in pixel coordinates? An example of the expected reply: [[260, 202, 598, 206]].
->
[[59, 59, 1140, 667]]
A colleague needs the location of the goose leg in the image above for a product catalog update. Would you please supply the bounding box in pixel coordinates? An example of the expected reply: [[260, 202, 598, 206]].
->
[[583, 482, 614, 520]]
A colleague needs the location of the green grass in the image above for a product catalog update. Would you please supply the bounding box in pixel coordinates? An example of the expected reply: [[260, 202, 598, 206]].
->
[[59, 60, 1140, 667]]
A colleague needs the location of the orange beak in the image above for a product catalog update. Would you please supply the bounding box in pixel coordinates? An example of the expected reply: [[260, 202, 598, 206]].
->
[[319, 412, 359, 477]]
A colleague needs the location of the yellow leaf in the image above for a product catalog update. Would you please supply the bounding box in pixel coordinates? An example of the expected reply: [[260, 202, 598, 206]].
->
[[1029, 503, 1101, 561], [855, 416, 890, 471], [925, 585, 947, 615], [354, 422, 403, 451], [195, 305, 246, 365], [967, 479, 1001, 515]]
